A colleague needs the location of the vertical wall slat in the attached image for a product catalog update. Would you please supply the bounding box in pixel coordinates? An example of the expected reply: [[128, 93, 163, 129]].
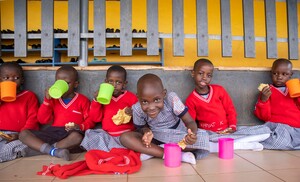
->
[[14, 0, 27, 57], [68, 0, 80, 57], [287, 0, 298, 60], [172, 0, 184, 56], [242, 0, 255, 58], [220, 0, 232, 57], [196, 0, 208, 57], [94, 0, 106, 56], [41, 0, 54, 58], [264, 0, 277, 59], [120, 0, 132, 56], [147, 0, 159, 56]]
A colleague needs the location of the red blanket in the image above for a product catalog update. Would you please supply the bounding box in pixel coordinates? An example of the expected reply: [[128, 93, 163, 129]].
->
[[37, 148, 141, 179]]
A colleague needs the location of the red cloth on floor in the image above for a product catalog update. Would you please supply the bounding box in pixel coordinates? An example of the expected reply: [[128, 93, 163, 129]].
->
[[37, 148, 141, 179]]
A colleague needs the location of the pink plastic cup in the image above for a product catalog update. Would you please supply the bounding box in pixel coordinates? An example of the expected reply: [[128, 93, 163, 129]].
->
[[218, 138, 234, 159], [164, 143, 181, 167]]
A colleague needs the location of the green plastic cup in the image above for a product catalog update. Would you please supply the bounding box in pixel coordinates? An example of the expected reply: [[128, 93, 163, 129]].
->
[[97, 83, 114, 105], [49, 80, 69, 99]]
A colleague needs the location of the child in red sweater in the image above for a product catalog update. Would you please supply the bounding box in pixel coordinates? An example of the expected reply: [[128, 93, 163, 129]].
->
[[80, 65, 138, 151], [0, 62, 39, 162], [19, 65, 95, 160], [186, 59, 270, 152], [254, 58, 300, 150]]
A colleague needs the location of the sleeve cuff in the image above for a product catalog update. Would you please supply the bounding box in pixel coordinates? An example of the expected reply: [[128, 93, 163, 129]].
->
[[178, 106, 188, 118]]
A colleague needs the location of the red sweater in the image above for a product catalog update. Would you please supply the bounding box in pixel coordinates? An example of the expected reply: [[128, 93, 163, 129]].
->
[[38, 93, 94, 131], [0, 90, 39, 132], [89, 91, 138, 136], [186, 85, 237, 132], [254, 85, 300, 128]]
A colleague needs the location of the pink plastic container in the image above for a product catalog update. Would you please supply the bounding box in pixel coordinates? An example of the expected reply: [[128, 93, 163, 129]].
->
[[218, 138, 234, 159], [164, 143, 181, 167]]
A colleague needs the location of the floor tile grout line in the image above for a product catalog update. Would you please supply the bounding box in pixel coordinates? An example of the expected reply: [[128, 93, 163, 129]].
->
[[234, 153, 285, 182], [191, 164, 207, 182], [0, 158, 24, 171]]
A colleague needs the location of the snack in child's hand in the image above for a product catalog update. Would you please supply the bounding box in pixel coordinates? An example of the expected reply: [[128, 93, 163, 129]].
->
[[178, 139, 187, 149], [0, 131, 13, 140], [258, 83, 269, 91], [65, 122, 75, 127], [112, 107, 132, 125]]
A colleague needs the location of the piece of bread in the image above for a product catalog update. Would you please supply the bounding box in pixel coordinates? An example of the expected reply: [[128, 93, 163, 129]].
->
[[258, 83, 269, 91], [178, 139, 187, 149], [65, 122, 75, 127], [0, 131, 13, 140], [112, 108, 132, 125]]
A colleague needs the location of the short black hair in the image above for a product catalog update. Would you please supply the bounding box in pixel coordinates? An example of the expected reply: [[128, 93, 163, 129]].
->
[[272, 58, 292, 70], [57, 65, 79, 81], [0, 61, 24, 79], [193, 58, 214, 70], [106, 65, 127, 80]]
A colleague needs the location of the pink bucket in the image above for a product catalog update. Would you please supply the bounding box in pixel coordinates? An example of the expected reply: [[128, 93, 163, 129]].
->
[[218, 138, 234, 159], [164, 143, 181, 167]]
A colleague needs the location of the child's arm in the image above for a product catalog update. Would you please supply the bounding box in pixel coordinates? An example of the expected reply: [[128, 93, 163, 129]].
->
[[254, 87, 272, 121], [22, 92, 40, 130], [181, 112, 197, 145], [220, 88, 237, 132], [37, 89, 54, 124]]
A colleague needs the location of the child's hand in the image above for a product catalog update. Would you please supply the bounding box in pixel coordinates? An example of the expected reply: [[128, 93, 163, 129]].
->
[[93, 90, 99, 100], [260, 86, 271, 102], [124, 107, 133, 116], [45, 88, 51, 99], [184, 129, 197, 145], [217, 127, 235, 134], [65, 122, 80, 132], [142, 130, 153, 148]]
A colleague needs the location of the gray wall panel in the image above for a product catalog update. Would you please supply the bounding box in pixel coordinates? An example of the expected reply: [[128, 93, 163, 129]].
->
[[172, 0, 184, 56], [94, 0, 106, 56], [120, 0, 132, 56], [147, 0, 159, 56], [196, 0, 208, 57], [14, 0, 27, 57], [41, 0, 54, 58], [68, 0, 81, 57], [220, 0, 232, 57]]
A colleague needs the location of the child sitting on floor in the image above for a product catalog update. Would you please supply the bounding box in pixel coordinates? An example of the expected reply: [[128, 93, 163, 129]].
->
[[186, 58, 270, 152], [0, 62, 39, 162], [120, 73, 210, 164], [254, 58, 300, 150], [19, 65, 96, 160], [80, 65, 138, 151]]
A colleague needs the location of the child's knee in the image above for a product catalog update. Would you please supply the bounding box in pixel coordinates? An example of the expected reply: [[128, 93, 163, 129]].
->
[[68, 132, 83, 144], [19, 130, 31, 141]]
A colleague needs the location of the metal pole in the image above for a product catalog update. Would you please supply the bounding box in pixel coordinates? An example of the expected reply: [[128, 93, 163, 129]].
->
[[79, 0, 89, 66]]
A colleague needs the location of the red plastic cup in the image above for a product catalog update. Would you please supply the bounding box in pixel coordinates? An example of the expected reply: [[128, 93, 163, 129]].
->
[[164, 143, 181, 167], [218, 138, 234, 159]]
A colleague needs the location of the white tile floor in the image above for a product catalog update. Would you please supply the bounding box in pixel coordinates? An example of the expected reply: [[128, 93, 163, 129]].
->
[[1, 150, 300, 182]]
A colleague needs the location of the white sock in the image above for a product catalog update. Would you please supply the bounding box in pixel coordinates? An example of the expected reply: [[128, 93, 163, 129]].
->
[[140, 153, 154, 161], [181, 152, 196, 165], [209, 142, 219, 153], [234, 133, 270, 143], [234, 142, 264, 151]]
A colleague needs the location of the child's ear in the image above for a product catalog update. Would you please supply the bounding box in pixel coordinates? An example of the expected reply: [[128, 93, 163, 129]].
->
[[191, 70, 195, 78], [162, 89, 167, 97], [74, 81, 79, 88], [290, 71, 293, 78], [123, 80, 128, 89]]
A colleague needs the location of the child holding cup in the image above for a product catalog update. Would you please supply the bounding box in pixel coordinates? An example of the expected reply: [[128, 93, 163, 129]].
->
[[80, 65, 138, 152], [19, 65, 96, 161], [254, 58, 300, 150], [0, 62, 40, 162], [119, 73, 210, 164]]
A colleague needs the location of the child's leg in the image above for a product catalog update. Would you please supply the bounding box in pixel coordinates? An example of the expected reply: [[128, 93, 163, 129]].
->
[[234, 133, 270, 143], [55, 131, 83, 149], [19, 129, 70, 160], [120, 131, 164, 158]]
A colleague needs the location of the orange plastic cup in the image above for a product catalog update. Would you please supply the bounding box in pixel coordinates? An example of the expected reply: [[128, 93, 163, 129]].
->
[[286, 78, 300, 98], [1, 81, 17, 102]]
